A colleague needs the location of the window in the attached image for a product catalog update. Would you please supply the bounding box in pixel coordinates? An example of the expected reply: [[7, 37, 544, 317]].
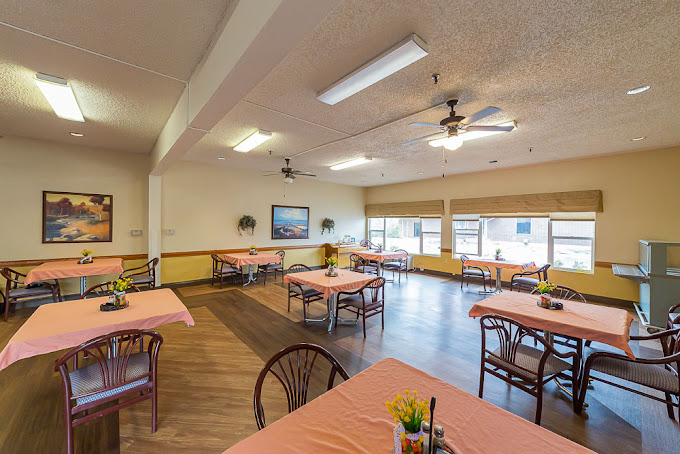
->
[[550, 220, 595, 272], [516, 218, 531, 234], [453, 219, 481, 256], [367, 216, 441, 255]]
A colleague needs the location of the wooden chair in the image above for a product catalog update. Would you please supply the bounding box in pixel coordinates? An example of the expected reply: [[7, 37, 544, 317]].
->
[[337, 277, 386, 338], [120, 258, 159, 290], [511, 264, 551, 292], [286, 264, 324, 321], [667, 303, 680, 329], [1, 267, 61, 322], [253, 343, 350, 429], [530, 285, 591, 350], [359, 239, 378, 249], [55, 329, 163, 454], [257, 250, 285, 286], [349, 254, 378, 275], [211, 254, 242, 288], [460, 255, 492, 292], [383, 249, 409, 283], [576, 326, 680, 420], [479, 313, 579, 425], [80, 282, 141, 299]]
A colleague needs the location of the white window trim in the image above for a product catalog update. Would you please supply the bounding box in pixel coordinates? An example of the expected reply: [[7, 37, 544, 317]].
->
[[452, 216, 482, 258]]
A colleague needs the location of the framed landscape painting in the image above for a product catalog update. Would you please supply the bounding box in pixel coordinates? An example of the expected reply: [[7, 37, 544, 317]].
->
[[272, 205, 309, 239], [42, 191, 113, 243]]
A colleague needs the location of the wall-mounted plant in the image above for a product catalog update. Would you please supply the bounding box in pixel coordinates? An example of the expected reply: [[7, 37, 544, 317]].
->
[[321, 217, 335, 235], [238, 215, 257, 236]]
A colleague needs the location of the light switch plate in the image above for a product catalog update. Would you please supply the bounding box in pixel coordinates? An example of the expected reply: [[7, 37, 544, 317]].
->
[[130, 229, 143, 236], [163, 229, 175, 236]]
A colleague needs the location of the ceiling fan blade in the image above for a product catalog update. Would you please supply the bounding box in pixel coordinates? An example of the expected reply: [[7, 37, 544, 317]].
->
[[262, 173, 282, 176], [408, 122, 446, 129], [459, 106, 501, 126], [299, 173, 317, 177], [464, 125, 515, 132], [401, 132, 449, 146]]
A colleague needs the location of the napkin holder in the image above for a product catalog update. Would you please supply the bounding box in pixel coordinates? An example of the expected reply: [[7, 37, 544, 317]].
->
[[100, 302, 128, 312], [537, 300, 563, 310]]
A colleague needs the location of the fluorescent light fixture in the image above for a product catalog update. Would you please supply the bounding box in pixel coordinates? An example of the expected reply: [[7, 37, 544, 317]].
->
[[69, 132, 84, 137], [233, 130, 272, 152], [330, 157, 372, 170], [317, 34, 428, 105], [626, 85, 650, 95], [630, 136, 646, 141], [217, 156, 227, 160], [34, 73, 84, 122]]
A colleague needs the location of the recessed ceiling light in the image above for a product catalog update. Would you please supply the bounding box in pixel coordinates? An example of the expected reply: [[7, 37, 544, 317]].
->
[[330, 157, 372, 170], [626, 85, 651, 95], [34, 73, 84, 122], [630, 136, 646, 141], [233, 130, 272, 152], [69, 132, 84, 137], [217, 156, 227, 160], [418, 171, 424, 175], [489, 160, 498, 163], [317, 34, 428, 105]]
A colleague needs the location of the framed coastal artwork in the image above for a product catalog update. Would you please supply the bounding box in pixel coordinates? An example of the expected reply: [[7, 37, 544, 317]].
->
[[42, 191, 113, 243], [272, 205, 309, 239]]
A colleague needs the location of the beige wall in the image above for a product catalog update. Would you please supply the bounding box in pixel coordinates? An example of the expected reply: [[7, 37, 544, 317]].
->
[[366, 146, 680, 301], [0, 136, 149, 261], [160, 160, 366, 253]]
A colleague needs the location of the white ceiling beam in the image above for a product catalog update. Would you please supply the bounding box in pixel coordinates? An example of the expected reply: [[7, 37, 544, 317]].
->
[[150, 0, 342, 176]]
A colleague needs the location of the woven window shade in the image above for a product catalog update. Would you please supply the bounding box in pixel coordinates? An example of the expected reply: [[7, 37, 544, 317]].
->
[[449, 190, 603, 214], [366, 200, 444, 217]]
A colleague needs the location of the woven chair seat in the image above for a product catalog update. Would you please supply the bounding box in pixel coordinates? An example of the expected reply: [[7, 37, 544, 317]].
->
[[463, 269, 490, 277], [383, 261, 405, 269], [129, 275, 154, 285], [512, 276, 540, 285], [260, 263, 283, 270], [9, 285, 54, 298], [338, 295, 382, 312], [290, 285, 323, 297], [487, 343, 572, 380], [69, 352, 150, 405], [215, 267, 240, 275], [591, 356, 680, 393]]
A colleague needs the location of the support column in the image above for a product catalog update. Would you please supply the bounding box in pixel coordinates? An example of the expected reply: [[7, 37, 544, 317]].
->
[[148, 175, 162, 287]]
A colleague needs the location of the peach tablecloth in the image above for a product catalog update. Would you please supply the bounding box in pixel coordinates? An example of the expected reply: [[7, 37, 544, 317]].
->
[[469, 291, 634, 358], [283, 269, 375, 299], [24, 257, 124, 284], [223, 252, 281, 268], [224, 358, 593, 454], [0, 288, 194, 371], [464, 258, 535, 270], [356, 250, 407, 263]]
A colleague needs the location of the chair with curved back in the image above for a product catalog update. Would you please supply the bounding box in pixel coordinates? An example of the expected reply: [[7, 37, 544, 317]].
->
[[120, 258, 159, 290], [460, 255, 492, 292], [530, 284, 590, 351], [257, 250, 285, 286], [336, 277, 386, 338], [383, 249, 409, 283], [211, 254, 242, 288], [359, 239, 378, 249], [54, 329, 163, 454], [479, 314, 579, 425], [349, 254, 378, 275], [253, 343, 350, 430], [576, 326, 680, 420], [286, 264, 324, 321], [1, 267, 61, 322], [80, 282, 141, 299], [511, 264, 551, 292]]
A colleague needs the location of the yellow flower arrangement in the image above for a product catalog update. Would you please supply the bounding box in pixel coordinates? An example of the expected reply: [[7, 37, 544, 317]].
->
[[111, 277, 133, 293], [385, 389, 429, 434], [535, 281, 556, 294], [81, 249, 93, 257], [250, 244, 256, 250], [326, 257, 339, 267]]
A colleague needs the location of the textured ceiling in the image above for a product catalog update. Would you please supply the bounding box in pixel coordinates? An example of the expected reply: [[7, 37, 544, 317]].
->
[[188, 0, 680, 186], [0, 0, 232, 153]]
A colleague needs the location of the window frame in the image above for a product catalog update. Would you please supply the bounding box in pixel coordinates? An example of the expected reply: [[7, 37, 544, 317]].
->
[[452, 216, 482, 257], [548, 219, 595, 274], [366, 216, 442, 257]]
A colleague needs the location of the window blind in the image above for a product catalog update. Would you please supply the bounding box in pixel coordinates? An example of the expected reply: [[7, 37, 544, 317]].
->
[[449, 190, 602, 214]]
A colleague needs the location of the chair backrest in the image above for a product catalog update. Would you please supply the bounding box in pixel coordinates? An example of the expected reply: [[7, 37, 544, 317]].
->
[[211, 254, 225, 271], [460, 255, 469, 270], [349, 254, 366, 270], [537, 264, 551, 281], [81, 282, 140, 299], [1, 267, 25, 290], [531, 284, 586, 303], [54, 329, 163, 406], [276, 250, 285, 267], [287, 263, 311, 274], [253, 343, 349, 430], [394, 249, 408, 259], [359, 277, 386, 303], [480, 314, 558, 376], [359, 239, 370, 248]]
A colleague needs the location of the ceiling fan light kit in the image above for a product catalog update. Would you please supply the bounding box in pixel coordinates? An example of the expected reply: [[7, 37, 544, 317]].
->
[[233, 129, 272, 152], [262, 157, 316, 184], [316, 34, 428, 105]]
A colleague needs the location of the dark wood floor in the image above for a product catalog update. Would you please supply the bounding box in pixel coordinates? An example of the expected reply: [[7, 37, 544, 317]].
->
[[0, 273, 678, 453]]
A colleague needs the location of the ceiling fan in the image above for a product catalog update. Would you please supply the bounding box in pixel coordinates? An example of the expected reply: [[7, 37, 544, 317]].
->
[[263, 157, 316, 184], [402, 99, 515, 150]]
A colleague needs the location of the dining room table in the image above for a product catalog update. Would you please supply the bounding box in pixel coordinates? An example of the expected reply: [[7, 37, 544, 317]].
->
[[355, 250, 407, 279], [0, 288, 195, 371], [283, 268, 375, 333], [463, 257, 535, 294], [24, 257, 124, 296], [223, 252, 281, 287], [223, 357, 594, 453]]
